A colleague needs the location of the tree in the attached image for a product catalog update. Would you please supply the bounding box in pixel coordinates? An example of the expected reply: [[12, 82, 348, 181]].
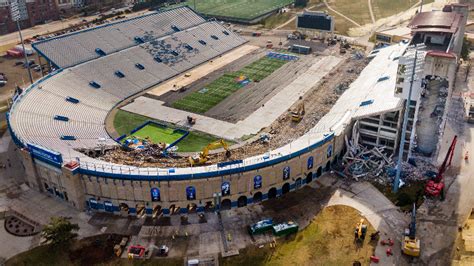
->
[[41, 217, 79, 246], [461, 36, 471, 61]]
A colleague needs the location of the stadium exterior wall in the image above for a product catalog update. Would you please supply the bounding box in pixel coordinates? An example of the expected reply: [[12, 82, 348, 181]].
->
[[13, 124, 350, 215]]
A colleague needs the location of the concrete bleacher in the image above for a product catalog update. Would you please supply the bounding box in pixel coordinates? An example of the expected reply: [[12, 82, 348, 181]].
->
[[33, 7, 207, 68], [9, 10, 246, 163]]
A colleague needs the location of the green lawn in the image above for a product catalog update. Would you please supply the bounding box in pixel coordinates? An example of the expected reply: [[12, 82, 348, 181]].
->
[[372, 0, 434, 20], [185, 0, 294, 20], [172, 56, 288, 114], [114, 110, 221, 152], [130, 124, 184, 145]]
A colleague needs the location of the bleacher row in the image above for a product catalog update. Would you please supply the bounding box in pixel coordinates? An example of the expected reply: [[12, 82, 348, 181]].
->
[[9, 16, 246, 161], [32, 7, 206, 68]]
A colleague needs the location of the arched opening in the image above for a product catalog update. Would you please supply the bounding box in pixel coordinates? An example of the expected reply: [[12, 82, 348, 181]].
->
[[169, 204, 180, 215], [316, 166, 322, 177], [119, 203, 129, 215], [152, 205, 163, 219], [136, 203, 146, 217], [204, 201, 214, 212], [282, 183, 290, 194], [253, 192, 263, 203], [306, 172, 313, 184], [268, 187, 277, 199], [187, 203, 197, 213], [295, 178, 302, 189], [325, 161, 331, 172], [220, 199, 232, 210], [237, 196, 247, 207]]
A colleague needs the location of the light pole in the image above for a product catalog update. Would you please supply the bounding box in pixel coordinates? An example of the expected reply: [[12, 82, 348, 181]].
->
[[393, 45, 418, 193], [10, 0, 33, 85], [16, 21, 33, 85]]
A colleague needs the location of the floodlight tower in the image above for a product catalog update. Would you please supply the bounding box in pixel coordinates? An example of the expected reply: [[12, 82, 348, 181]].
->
[[10, 0, 33, 85]]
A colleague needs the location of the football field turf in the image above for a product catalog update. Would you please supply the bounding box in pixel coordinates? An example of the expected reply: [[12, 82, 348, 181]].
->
[[129, 124, 184, 145], [172, 56, 288, 114], [114, 110, 220, 152], [186, 0, 294, 20]]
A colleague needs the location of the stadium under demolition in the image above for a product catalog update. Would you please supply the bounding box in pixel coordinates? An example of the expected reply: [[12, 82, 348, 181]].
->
[[6, 5, 469, 217]]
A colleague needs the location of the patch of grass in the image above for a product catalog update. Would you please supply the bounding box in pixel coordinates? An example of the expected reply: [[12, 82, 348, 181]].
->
[[6, 245, 70, 266], [260, 12, 293, 29], [172, 56, 287, 114], [184, 0, 294, 20], [372, 0, 434, 20], [372, 181, 425, 212], [130, 124, 184, 144], [222, 205, 376, 265], [113, 110, 222, 152]]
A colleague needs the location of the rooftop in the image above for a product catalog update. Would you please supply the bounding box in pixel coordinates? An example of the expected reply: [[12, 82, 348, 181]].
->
[[408, 11, 462, 33]]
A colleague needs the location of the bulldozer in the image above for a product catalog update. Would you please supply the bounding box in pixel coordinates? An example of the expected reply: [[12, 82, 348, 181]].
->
[[290, 101, 305, 122], [189, 139, 231, 166], [354, 219, 367, 242], [402, 203, 420, 257]]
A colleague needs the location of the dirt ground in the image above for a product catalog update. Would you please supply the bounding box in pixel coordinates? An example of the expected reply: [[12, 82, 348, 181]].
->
[[99, 48, 368, 168], [222, 205, 377, 266]]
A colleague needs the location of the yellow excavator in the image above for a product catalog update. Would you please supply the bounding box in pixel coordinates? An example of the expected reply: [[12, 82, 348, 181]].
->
[[354, 219, 368, 242], [291, 101, 305, 122], [402, 204, 420, 257], [189, 139, 231, 166]]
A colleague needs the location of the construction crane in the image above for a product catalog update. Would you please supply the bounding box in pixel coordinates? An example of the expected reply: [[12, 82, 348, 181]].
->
[[354, 219, 367, 242], [424, 135, 457, 200], [189, 139, 231, 166], [290, 101, 305, 122], [402, 203, 420, 257]]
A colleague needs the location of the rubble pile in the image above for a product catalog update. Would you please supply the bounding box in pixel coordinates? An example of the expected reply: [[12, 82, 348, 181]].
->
[[339, 124, 437, 185]]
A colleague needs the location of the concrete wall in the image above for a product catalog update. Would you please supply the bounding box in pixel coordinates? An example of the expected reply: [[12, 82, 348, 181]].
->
[[19, 132, 343, 216]]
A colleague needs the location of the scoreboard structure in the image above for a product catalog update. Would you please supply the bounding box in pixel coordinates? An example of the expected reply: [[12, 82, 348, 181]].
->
[[297, 10, 334, 33]]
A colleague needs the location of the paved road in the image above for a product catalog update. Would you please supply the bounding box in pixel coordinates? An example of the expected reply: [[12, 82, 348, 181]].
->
[[368, 0, 376, 24]]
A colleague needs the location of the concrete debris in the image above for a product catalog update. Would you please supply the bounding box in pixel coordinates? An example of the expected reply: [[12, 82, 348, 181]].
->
[[340, 131, 437, 185]]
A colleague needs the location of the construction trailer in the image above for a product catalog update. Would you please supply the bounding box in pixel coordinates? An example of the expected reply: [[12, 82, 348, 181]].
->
[[272, 221, 299, 237], [248, 219, 273, 235], [289, 44, 311, 55]]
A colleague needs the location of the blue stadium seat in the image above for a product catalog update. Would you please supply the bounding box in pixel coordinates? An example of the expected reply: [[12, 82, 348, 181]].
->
[[65, 96, 79, 104], [115, 71, 125, 78], [135, 63, 145, 70], [89, 81, 101, 89], [54, 115, 69, 122], [171, 25, 181, 32], [134, 36, 145, 44], [60, 135, 76, 140], [95, 48, 106, 56]]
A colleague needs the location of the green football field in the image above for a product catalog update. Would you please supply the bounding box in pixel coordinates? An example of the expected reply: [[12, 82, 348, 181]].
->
[[184, 0, 294, 20], [172, 56, 288, 114], [129, 124, 184, 145], [114, 110, 220, 152]]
